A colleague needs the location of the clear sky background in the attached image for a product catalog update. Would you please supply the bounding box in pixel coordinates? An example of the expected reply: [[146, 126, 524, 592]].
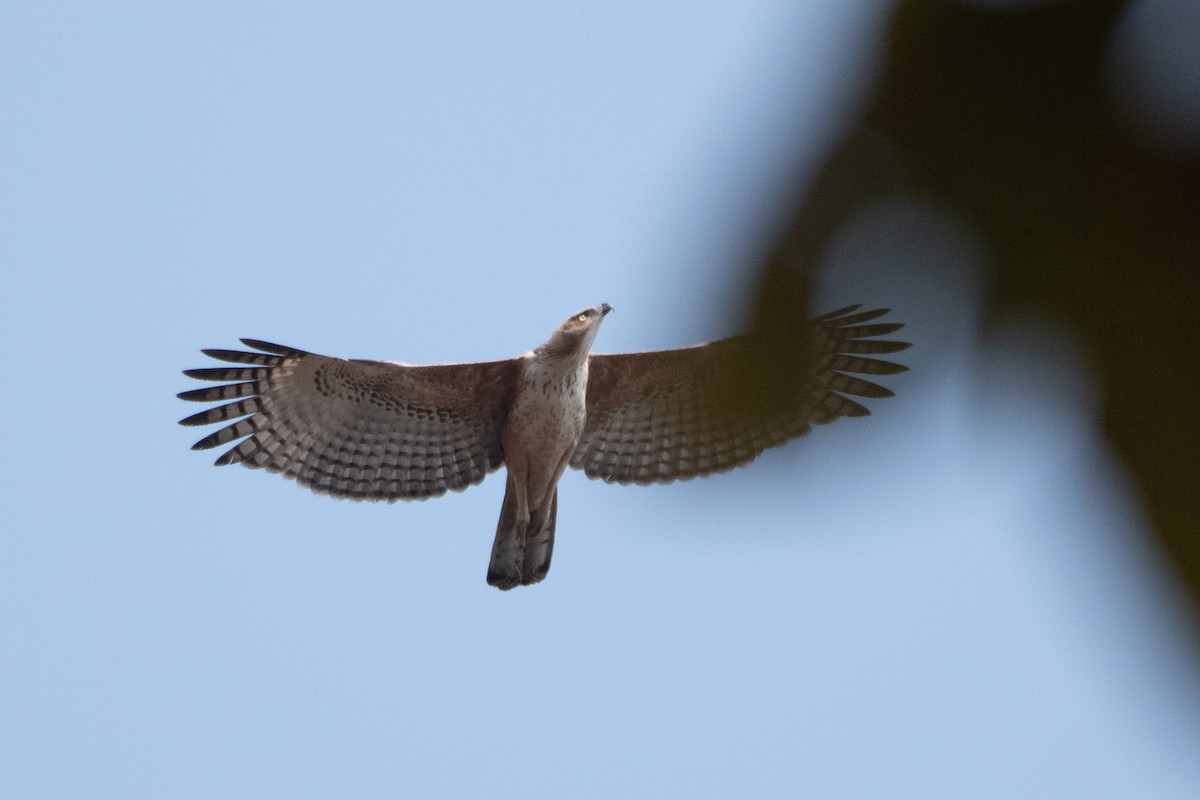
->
[[3, 1, 1199, 798]]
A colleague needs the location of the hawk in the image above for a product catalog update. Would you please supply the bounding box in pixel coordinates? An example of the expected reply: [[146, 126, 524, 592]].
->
[[179, 303, 909, 589]]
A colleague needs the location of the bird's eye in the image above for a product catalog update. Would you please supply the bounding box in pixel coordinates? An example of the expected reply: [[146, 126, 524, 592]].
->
[[577, 313, 588, 322]]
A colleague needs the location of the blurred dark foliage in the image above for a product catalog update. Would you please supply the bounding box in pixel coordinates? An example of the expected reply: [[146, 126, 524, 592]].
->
[[742, 0, 1200, 608]]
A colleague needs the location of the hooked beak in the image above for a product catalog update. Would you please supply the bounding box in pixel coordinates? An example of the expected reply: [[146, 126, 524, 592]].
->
[[598, 303, 613, 316]]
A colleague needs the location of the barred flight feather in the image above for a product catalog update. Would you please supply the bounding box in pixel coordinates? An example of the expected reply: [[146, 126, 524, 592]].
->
[[179, 340, 519, 500], [571, 305, 910, 485]]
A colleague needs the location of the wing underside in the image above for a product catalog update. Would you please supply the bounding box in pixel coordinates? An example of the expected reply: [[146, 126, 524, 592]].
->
[[179, 340, 518, 501], [572, 306, 910, 485]]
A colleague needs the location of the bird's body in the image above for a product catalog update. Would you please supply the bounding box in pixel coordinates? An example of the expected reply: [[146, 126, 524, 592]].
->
[[489, 305, 606, 588], [179, 303, 909, 589]]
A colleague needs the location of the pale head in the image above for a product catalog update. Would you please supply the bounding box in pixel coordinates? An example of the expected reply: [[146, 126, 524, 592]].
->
[[537, 303, 613, 360]]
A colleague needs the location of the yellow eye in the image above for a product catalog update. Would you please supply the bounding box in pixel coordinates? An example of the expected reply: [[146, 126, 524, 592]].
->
[[577, 313, 588, 322]]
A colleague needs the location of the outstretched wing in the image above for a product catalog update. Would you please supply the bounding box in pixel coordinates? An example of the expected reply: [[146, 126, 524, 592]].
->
[[179, 340, 520, 501], [572, 306, 910, 485]]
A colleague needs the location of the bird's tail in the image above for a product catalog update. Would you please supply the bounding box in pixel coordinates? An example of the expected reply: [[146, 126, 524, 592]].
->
[[486, 483, 557, 590]]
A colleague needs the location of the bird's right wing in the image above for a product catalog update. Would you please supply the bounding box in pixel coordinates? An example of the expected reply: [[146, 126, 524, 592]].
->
[[178, 340, 520, 501], [573, 306, 910, 485]]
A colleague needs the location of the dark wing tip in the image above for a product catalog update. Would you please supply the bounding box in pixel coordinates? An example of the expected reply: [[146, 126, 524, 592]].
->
[[178, 409, 211, 426], [843, 322, 905, 338], [813, 304, 864, 322], [239, 338, 306, 356], [199, 349, 286, 366], [176, 382, 259, 403]]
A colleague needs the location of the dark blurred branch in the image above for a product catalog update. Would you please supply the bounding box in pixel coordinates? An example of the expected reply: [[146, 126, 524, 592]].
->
[[744, 0, 1200, 608]]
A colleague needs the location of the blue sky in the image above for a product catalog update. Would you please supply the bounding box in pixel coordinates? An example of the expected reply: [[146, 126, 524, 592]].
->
[[3, 2, 1199, 798]]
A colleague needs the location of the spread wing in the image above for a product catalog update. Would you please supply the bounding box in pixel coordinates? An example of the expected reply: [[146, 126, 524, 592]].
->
[[179, 340, 520, 501], [572, 306, 910, 485]]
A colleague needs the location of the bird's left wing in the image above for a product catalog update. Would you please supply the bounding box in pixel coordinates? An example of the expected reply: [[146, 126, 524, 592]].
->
[[179, 339, 520, 501], [572, 306, 910, 485]]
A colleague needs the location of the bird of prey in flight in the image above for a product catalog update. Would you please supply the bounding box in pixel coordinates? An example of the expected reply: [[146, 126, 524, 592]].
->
[[179, 303, 909, 589]]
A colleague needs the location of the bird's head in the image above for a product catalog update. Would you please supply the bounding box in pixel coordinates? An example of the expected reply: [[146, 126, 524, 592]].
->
[[539, 303, 613, 360]]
